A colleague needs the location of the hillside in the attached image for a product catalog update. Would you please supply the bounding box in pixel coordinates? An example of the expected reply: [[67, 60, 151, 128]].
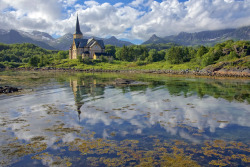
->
[[0, 29, 134, 50], [0, 40, 249, 77], [143, 26, 250, 46], [0, 30, 55, 50]]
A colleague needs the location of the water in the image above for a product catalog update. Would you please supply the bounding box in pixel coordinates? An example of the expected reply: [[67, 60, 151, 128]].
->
[[0, 71, 249, 166]]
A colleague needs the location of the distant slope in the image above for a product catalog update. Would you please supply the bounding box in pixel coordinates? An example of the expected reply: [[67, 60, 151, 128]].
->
[[0, 30, 55, 50], [0, 29, 134, 50], [103, 36, 133, 46], [50, 34, 134, 50], [49, 33, 72, 51], [143, 34, 171, 45], [143, 26, 250, 46]]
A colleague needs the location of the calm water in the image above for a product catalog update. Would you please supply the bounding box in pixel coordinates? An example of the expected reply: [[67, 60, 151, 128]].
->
[[0, 71, 249, 167]]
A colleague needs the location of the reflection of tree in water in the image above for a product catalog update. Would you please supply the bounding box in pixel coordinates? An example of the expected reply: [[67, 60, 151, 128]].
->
[[70, 76, 106, 120], [164, 79, 250, 103]]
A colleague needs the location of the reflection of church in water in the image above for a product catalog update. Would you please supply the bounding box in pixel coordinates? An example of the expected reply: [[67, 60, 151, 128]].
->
[[69, 77, 105, 120]]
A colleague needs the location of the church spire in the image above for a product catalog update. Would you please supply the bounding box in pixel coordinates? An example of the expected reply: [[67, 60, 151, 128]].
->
[[75, 14, 82, 35]]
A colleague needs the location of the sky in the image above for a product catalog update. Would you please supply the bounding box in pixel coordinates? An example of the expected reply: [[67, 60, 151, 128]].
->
[[0, 0, 250, 44]]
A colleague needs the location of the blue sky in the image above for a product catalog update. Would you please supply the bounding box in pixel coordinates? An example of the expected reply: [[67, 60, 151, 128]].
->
[[0, 0, 249, 44]]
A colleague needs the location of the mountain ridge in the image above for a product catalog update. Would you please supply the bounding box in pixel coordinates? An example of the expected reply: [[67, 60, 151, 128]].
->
[[0, 29, 134, 50], [143, 26, 250, 46]]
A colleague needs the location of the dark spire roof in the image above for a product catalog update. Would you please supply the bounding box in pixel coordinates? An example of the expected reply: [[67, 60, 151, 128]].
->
[[75, 14, 82, 35]]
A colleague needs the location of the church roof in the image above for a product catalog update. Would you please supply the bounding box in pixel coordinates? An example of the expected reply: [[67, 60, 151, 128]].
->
[[74, 38, 105, 49], [75, 14, 82, 35], [74, 39, 88, 48], [96, 40, 105, 49]]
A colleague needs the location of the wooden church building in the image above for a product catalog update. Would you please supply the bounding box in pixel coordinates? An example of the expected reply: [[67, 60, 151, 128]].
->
[[69, 15, 111, 60]]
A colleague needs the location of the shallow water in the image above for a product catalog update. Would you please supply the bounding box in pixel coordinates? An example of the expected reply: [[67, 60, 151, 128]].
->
[[0, 71, 249, 166]]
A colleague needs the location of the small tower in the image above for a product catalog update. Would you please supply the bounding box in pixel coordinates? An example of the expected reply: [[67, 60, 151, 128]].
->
[[73, 14, 83, 39]]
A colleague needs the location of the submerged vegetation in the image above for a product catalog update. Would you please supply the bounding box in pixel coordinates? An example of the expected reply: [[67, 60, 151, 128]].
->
[[0, 40, 249, 71], [0, 108, 249, 166], [0, 71, 249, 166]]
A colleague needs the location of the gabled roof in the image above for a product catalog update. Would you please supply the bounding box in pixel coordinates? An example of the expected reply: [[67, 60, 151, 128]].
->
[[86, 38, 96, 47], [86, 38, 105, 49], [74, 39, 88, 48], [96, 40, 105, 49], [74, 38, 105, 49]]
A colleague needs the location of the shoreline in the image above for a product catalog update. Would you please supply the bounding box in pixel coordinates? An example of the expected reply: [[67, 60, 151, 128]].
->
[[1, 67, 250, 78]]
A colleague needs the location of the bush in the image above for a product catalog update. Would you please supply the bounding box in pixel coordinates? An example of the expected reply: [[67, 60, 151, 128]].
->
[[0, 63, 5, 68], [224, 51, 238, 61], [201, 52, 215, 67], [136, 60, 147, 66], [165, 46, 184, 64], [77, 55, 82, 62], [28, 56, 40, 67], [83, 57, 91, 64]]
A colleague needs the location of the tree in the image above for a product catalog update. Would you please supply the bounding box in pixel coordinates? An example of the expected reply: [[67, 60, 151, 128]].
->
[[147, 49, 158, 62], [165, 46, 184, 64], [196, 46, 208, 58], [105, 45, 116, 58], [28, 55, 40, 67], [100, 55, 108, 62], [77, 55, 82, 62], [57, 51, 68, 60]]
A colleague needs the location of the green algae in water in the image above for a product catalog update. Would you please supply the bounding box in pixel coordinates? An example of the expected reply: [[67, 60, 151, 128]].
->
[[0, 71, 249, 166]]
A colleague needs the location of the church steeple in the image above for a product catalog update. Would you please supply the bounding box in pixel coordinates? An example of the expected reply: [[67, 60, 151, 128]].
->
[[73, 14, 83, 39], [75, 14, 82, 35]]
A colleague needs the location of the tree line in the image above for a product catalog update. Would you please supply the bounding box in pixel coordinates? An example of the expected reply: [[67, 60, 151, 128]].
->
[[0, 40, 249, 68], [0, 43, 68, 68], [106, 40, 249, 67]]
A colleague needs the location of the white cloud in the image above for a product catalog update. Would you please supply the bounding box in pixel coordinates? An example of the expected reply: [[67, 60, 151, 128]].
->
[[114, 2, 124, 8], [0, 0, 250, 42], [131, 0, 250, 40], [129, 0, 145, 7], [84, 0, 100, 7]]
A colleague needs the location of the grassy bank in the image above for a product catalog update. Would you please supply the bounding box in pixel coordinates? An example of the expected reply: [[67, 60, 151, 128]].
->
[[36, 56, 249, 72]]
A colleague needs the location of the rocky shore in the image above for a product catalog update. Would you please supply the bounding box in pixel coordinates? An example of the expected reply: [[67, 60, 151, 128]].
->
[[0, 86, 21, 94], [3, 67, 250, 77]]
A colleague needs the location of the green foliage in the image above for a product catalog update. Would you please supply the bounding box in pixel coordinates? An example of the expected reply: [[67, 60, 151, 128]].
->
[[57, 51, 69, 60], [100, 55, 108, 62], [28, 55, 40, 67], [165, 46, 184, 64], [0, 62, 5, 68], [142, 43, 177, 51], [201, 52, 215, 67], [136, 60, 147, 66], [105, 45, 116, 58], [147, 49, 164, 62], [83, 57, 91, 64], [0, 40, 249, 70], [77, 55, 82, 62]]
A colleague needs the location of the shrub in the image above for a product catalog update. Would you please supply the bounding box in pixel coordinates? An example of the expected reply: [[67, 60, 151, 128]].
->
[[0, 63, 5, 68]]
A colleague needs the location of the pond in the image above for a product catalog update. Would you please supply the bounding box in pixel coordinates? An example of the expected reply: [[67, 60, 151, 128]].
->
[[0, 71, 249, 166]]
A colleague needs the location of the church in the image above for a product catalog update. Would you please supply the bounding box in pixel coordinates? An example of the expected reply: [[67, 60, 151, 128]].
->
[[69, 15, 111, 60]]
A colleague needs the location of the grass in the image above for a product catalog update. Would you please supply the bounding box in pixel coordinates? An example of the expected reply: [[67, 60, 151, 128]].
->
[[4, 56, 250, 72], [50, 59, 202, 71]]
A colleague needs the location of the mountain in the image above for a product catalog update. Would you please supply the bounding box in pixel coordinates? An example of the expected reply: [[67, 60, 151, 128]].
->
[[50, 34, 133, 50], [0, 29, 55, 50], [103, 36, 133, 46], [0, 29, 134, 50], [49, 33, 73, 50], [143, 34, 170, 45], [143, 26, 250, 46]]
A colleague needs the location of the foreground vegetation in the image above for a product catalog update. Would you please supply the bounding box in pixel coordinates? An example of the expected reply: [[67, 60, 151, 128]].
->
[[0, 40, 249, 71]]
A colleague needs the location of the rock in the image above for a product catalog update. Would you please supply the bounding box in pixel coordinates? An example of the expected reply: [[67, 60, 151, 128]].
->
[[114, 78, 134, 85], [0, 86, 21, 94]]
